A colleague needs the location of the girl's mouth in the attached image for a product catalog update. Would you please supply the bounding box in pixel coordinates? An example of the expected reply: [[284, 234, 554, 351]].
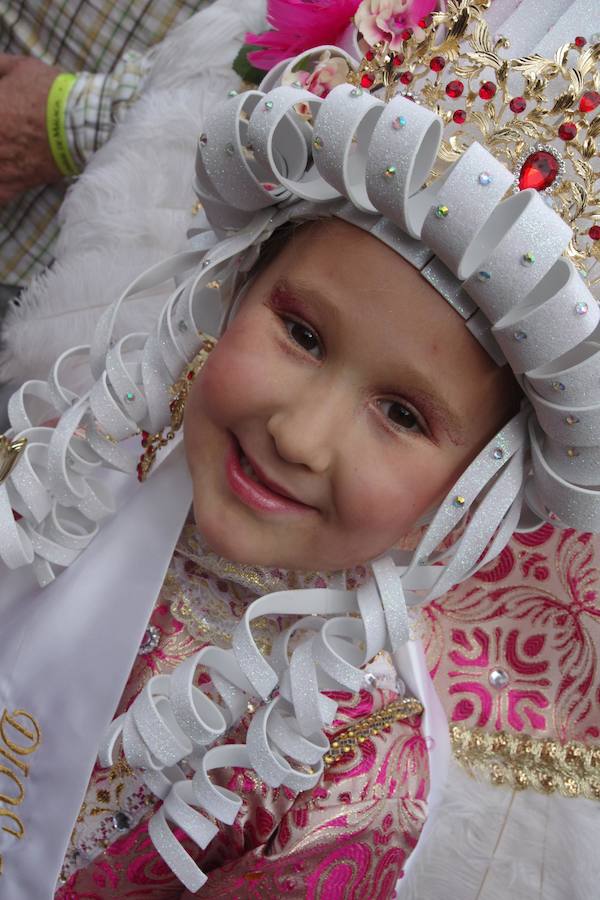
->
[[225, 436, 316, 515]]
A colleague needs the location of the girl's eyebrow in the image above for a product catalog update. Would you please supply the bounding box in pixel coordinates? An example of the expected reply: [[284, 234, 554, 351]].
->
[[271, 277, 467, 446]]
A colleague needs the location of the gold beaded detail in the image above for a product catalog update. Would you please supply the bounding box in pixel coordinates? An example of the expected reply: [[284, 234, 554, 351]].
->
[[137, 336, 217, 482], [451, 725, 600, 800], [324, 697, 423, 767]]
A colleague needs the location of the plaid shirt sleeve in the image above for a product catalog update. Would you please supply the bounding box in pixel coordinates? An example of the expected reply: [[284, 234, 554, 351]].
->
[[65, 51, 151, 171]]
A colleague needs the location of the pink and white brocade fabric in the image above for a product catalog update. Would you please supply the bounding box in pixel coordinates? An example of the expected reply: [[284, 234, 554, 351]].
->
[[54, 523, 600, 898]]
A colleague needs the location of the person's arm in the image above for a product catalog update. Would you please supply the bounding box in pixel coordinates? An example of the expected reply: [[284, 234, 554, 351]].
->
[[64, 51, 150, 172], [0, 51, 150, 206]]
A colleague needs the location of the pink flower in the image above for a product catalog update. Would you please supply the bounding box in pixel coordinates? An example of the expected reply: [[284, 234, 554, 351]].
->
[[247, 0, 362, 71], [355, 0, 439, 50], [281, 51, 351, 116]]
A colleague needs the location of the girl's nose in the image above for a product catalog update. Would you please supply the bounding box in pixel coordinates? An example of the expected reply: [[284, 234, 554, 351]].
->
[[266, 383, 347, 474]]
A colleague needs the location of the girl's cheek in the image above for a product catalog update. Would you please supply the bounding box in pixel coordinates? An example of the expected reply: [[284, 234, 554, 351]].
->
[[195, 335, 274, 422]]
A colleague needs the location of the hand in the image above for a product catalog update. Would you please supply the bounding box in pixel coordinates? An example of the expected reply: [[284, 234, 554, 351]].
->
[[0, 54, 65, 205]]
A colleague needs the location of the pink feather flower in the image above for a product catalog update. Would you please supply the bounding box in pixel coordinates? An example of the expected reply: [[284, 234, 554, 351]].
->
[[246, 0, 362, 71]]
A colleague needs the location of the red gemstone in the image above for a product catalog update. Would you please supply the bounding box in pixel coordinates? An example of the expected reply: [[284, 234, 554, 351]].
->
[[445, 80, 464, 99], [453, 109, 467, 124], [361, 72, 375, 88], [418, 17, 428, 28], [579, 90, 600, 112], [399, 71, 413, 85], [574, 35, 587, 47], [479, 81, 496, 100], [589, 225, 600, 240], [393, 54, 404, 66], [558, 121, 577, 141], [430, 56, 445, 72], [401, 28, 413, 40], [186, 370, 195, 380], [510, 96, 527, 114], [518, 150, 560, 191], [365, 50, 374, 61], [141, 431, 149, 442]]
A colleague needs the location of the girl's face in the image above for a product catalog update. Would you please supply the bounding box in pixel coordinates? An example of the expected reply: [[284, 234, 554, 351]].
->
[[184, 220, 519, 571]]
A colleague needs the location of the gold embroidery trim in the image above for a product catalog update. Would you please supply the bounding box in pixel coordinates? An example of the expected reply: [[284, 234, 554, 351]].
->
[[451, 725, 600, 800], [324, 697, 424, 767]]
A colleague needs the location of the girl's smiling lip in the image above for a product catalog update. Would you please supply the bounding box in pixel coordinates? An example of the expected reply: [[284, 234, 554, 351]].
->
[[226, 435, 317, 515]]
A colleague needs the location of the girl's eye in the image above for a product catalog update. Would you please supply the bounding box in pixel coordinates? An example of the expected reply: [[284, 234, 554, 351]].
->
[[284, 318, 322, 358], [379, 400, 422, 433]]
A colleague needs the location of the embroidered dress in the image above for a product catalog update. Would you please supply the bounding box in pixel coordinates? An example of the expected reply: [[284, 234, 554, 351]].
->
[[55, 520, 429, 897], [54, 520, 600, 898]]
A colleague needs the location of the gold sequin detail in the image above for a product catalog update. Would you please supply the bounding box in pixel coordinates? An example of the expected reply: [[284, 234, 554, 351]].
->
[[451, 725, 600, 800], [324, 698, 424, 767]]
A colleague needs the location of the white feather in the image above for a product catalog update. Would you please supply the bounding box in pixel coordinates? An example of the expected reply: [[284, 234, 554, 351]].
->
[[397, 758, 600, 900], [0, 0, 267, 383]]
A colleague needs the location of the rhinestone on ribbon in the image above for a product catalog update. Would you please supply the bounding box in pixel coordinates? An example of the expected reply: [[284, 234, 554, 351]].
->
[[199, 133, 208, 147], [565, 414, 580, 426], [313, 135, 324, 150], [574, 301, 589, 315], [488, 667, 509, 689], [513, 330, 527, 342], [264, 100, 274, 110], [224, 142, 235, 156], [124, 391, 135, 402], [566, 447, 579, 458], [392, 115, 407, 129], [551, 380, 565, 392], [227, 89, 238, 98], [350, 87, 363, 97], [384, 165, 397, 178], [478, 171, 492, 186], [492, 447, 504, 460], [435, 204, 449, 218], [453, 495, 466, 507], [521, 251, 535, 266], [138, 624, 161, 655], [477, 270, 491, 282]]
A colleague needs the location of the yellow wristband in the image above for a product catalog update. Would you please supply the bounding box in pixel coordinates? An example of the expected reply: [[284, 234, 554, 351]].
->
[[46, 73, 79, 178]]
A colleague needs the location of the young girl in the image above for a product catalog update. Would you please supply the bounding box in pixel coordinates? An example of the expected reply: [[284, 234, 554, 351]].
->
[[1, 1, 599, 898]]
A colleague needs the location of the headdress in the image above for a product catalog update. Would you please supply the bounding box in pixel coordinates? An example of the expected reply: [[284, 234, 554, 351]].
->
[[1, 0, 600, 891]]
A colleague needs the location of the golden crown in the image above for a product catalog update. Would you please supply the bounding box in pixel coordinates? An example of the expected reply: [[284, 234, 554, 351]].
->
[[347, 0, 600, 291]]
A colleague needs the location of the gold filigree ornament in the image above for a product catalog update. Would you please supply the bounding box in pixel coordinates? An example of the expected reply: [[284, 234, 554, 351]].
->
[[0, 435, 27, 485], [136, 336, 217, 482], [347, 0, 600, 290]]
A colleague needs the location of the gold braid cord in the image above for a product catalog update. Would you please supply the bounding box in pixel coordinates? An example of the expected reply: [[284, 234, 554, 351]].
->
[[451, 724, 600, 800], [137, 336, 217, 482], [348, 0, 600, 290]]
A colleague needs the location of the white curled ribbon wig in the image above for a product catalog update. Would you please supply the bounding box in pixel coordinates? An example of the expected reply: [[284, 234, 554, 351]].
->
[[1, 42, 600, 892]]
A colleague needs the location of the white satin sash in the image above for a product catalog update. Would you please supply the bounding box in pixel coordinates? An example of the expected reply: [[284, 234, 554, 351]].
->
[[0, 440, 192, 899]]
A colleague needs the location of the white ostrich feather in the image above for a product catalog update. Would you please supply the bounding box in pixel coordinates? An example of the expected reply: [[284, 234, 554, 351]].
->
[[0, 0, 266, 383]]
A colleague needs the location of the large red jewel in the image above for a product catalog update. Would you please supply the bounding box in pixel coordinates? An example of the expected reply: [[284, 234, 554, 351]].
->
[[579, 91, 600, 112], [430, 56, 445, 72], [400, 71, 413, 85], [361, 72, 375, 88], [453, 109, 467, 124], [589, 225, 600, 241], [518, 150, 560, 192], [445, 80, 464, 99]]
